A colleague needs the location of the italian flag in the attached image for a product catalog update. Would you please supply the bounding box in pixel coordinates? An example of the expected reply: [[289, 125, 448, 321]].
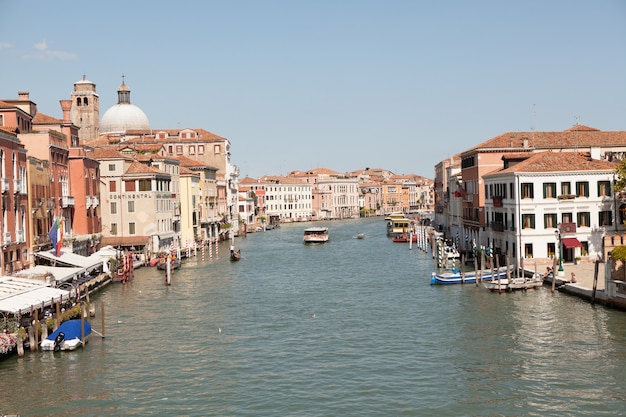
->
[[48, 217, 64, 256]]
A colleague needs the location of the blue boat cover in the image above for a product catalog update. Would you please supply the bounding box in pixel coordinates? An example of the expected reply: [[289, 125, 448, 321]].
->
[[46, 319, 92, 341]]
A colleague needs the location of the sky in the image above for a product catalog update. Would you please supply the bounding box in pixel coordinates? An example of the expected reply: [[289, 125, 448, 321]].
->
[[1, 1, 625, 179]]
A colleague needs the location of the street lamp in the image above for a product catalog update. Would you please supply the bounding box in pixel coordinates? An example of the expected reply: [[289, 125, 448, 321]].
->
[[555, 228, 564, 273]]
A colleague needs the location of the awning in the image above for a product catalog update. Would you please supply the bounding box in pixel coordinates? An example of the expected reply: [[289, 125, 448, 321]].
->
[[0, 277, 70, 315], [15, 265, 85, 284], [562, 237, 583, 248], [34, 249, 104, 273]]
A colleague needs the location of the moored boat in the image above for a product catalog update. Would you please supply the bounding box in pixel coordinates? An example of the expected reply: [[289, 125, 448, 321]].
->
[[430, 266, 513, 285], [303, 227, 329, 244], [385, 213, 412, 237], [156, 257, 181, 270], [230, 250, 242, 261], [483, 275, 543, 292], [41, 319, 92, 351], [392, 233, 417, 243]]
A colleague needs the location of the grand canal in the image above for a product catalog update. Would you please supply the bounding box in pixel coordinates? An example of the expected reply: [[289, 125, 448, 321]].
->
[[2, 217, 626, 416]]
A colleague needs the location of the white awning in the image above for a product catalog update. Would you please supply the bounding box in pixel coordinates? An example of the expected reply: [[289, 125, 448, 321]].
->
[[15, 265, 85, 284], [0, 277, 70, 315], [34, 249, 104, 272]]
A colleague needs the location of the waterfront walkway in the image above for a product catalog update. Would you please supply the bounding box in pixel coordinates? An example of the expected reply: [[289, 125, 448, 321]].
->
[[524, 260, 609, 305]]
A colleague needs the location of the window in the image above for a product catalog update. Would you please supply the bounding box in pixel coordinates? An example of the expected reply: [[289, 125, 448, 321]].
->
[[189, 145, 195, 155], [599, 211, 612, 226], [84, 97, 88, 106], [168, 145, 173, 154], [139, 179, 151, 191], [547, 242, 555, 258], [576, 181, 589, 197], [598, 181, 612, 197], [0, 114, 4, 126], [125, 181, 136, 192], [525, 243, 533, 258], [577, 212, 590, 227], [510, 183, 515, 200], [522, 214, 535, 229], [214, 145, 221, 154], [561, 182, 571, 195], [198, 145, 204, 154], [129, 222, 136, 235], [543, 183, 557, 199], [110, 223, 117, 235], [110, 202, 117, 214], [109, 181, 116, 192], [521, 183, 534, 199], [544, 213, 557, 228], [128, 201, 135, 213], [108, 164, 115, 172], [562, 212, 572, 223], [76, 98, 82, 106], [176, 145, 183, 154]]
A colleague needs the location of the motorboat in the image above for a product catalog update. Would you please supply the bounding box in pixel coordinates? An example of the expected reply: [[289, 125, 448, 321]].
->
[[41, 319, 92, 351], [430, 266, 513, 285], [303, 227, 329, 244]]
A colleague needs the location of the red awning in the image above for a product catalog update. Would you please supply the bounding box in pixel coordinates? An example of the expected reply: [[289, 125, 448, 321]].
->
[[562, 237, 582, 248]]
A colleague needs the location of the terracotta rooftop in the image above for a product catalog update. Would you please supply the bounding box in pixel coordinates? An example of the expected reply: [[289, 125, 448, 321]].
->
[[125, 161, 168, 176], [465, 125, 626, 154], [32, 112, 63, 125], [487, 151, 618, 176], [92, 147, 131, 160]]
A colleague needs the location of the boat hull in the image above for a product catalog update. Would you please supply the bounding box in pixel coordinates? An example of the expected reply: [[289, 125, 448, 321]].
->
[[41, 319, 91, 351], [430, 266, 512, 285], [483, 277, 543, 292]]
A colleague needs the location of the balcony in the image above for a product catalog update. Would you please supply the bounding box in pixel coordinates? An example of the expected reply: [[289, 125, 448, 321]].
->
[[91, 196, 99, 208], [61, 195, 75, 208], [86, 196, 92, 208], [558, 194, 576, 200], [3, 232, 10, 245], [13, 178, 22, 194], [1, 178, 9, 193], [16, 229, 24, 243], [490, 222, 505, 232]]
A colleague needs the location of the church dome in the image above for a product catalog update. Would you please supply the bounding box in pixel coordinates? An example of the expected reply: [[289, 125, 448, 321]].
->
[[100, 80, 150, 134]]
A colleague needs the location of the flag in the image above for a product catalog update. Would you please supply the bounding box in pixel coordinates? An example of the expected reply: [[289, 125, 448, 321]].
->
[[48, 216, 64, 256]]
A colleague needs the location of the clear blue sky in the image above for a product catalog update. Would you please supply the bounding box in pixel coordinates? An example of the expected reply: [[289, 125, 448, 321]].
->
[[1, 1, 625, 179]]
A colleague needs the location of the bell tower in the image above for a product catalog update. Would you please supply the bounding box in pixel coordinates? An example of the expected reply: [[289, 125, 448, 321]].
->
[[70, 75, 100, 143]]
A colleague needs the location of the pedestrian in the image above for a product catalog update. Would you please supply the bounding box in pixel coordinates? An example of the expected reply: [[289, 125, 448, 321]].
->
[[570, 272, 577, 283]]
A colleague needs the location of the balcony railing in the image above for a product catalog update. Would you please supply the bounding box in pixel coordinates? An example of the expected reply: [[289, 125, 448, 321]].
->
[[16, 229, 24, 243], [13, 178, 22, 194], [490, 222, 505, 232], [1, 178, 9, 193], [61, 195, 75, 208], [86, 196, 92, 208], [91, 196, 99, 208], [3, 232, 10, 245]]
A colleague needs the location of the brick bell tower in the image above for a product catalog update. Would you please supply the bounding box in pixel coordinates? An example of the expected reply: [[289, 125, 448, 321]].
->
[[70, 75, 100, 143]]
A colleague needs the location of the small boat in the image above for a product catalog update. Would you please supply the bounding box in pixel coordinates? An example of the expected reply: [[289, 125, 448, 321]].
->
[[230, 250, 242, 261], [430, 266, 513, 285], [355, 233, 365, 239], [303, 227, 329, 244], [443, 245, 460, 259], [156, 257, 181, 270], [483, 274, 543, 292], [41, 319, 92, 351], [392, 233, 417, 243]]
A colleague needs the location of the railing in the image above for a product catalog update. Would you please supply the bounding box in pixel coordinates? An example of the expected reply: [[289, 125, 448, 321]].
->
[[86, 196, 92, 208], [1, 178, 9, 193], [16, 229, 24, 243], [91, 196, 99, 207], [490, 222, 505, 232], [3, 232, 10, 245], [13, 178, 22, 194], [61, 195, 75, 207]]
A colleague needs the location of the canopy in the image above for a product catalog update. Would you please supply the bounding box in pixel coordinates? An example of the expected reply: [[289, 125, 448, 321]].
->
[[562, 237, 583, 248], [0, 277, 70, 315], [34, 250, 104, 273], [15, 265, 85, 284]]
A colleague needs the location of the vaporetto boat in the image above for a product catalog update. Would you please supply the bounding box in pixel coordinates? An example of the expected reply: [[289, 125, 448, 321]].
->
[[430, 266, 513, 285]]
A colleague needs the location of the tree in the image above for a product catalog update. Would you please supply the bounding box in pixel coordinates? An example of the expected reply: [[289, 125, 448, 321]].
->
[[613, 158, 626, 192]]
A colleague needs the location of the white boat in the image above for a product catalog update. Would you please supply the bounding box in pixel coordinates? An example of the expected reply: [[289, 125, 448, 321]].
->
[[483, 274, 543, 292], [430, 266, 513, 285], [41, 319, 92, 351], [303, 227, 329, 244], [443, 245, 460, 259]]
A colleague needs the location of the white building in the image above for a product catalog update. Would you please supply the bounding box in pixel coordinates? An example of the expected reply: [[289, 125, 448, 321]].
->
[[483, 152, 619, 269], [261, 176, 313, 223]]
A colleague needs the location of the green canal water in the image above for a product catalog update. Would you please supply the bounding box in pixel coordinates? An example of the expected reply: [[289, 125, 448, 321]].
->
[[2, 217, 626, 416]]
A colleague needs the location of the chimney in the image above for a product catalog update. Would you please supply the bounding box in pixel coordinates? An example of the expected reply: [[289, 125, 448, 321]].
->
[[18, 91, 30, 101], [59, 100, 72, 122]]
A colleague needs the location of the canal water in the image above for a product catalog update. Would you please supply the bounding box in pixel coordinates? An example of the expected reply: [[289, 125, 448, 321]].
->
[[2, 218, 626, 416]]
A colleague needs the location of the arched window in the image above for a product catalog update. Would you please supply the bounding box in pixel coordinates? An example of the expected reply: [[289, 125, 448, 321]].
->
[[84, 97, 88, 106], [77, 97, 82, 106]]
